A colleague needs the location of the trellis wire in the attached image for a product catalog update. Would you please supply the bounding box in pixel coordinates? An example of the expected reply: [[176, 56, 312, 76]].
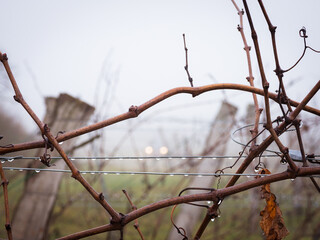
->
[[1, 154, 319, 162], [2, 167, 320, 178]]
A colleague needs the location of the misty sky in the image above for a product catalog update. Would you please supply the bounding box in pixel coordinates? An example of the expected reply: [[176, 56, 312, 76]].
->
[[1, 0, 320, 154]]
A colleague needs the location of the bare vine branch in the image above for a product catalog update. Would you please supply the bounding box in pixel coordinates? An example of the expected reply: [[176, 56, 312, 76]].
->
[[57, 166, 320, 240], [183, 33, 194, 87], [0, 2, 319, 238], [0, 163, 12, 240], [122, 190, 145, 240], [1, 82, 319, 156], [0, 52, 121, 223], [231, 0, 262, 148]]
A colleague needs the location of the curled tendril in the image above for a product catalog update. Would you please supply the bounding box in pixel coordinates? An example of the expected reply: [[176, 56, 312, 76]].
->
[[172, 187, 217, 239], [283, 27, 320, 73], [299, 27, 308, 38], [40, 153, 54, 167], [40, 134, 55, 167], [215, 170, 224, 189], [178, 187, 216, 208], [171, 205, 188, 240], [254, 161, 266, 171]]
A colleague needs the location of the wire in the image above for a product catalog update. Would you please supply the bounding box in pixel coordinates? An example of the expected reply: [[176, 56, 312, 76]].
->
[[2, 167, 320, 178], [1, 167, 271, 176], [1, 154, 318, 163], [0, 154, 283, 162]]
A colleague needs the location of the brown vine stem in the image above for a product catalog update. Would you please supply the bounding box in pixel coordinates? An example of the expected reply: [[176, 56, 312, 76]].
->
[[242, 0, 298, 172], [242, 0, 270, 123], [193, 78, 320, 239], [231, 0, 262, 149], [122, 190, 145, 240], [183, 33, 194, 87], [0, 53, 45, 131], [293, 120, 320, 193], [289, 80, 320, 120], [0, 163, 13, 240], [57, 166, 320, 240], [195, 0, 293, 237], [0, 52, 121, 223], [228, 80, 320, 188], [1, 83, 319, 156], [1, 49, 319, 239], [257, 0, 293, 113]]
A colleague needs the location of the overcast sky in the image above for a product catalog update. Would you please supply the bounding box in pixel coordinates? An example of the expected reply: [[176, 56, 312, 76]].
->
[[1, 0, 320, 154]]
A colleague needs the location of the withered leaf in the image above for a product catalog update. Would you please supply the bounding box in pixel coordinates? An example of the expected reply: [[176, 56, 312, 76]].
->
[[258, 169, 289, 240]]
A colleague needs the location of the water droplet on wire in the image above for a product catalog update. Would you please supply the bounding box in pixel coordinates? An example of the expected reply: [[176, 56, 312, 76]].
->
[[35, 170, 40, 173], [8, 158, 14, 162]]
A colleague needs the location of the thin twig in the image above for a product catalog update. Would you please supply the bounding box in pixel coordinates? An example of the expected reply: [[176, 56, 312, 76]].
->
[[293, 120, 320, 192], [257, 0, 293, 114], [231, 0, 262, 148], [122, 190, 145, 240], [0, 163, 13, 240], [182, 33, 194, 87]]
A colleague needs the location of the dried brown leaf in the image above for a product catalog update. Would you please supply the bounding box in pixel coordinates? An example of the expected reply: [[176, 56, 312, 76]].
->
[[258, 169, 289, 240]]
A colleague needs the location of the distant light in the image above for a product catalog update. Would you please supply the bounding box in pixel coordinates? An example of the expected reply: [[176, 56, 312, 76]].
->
[[159, 146, 168, 155], [145, 146, 154, 155]]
